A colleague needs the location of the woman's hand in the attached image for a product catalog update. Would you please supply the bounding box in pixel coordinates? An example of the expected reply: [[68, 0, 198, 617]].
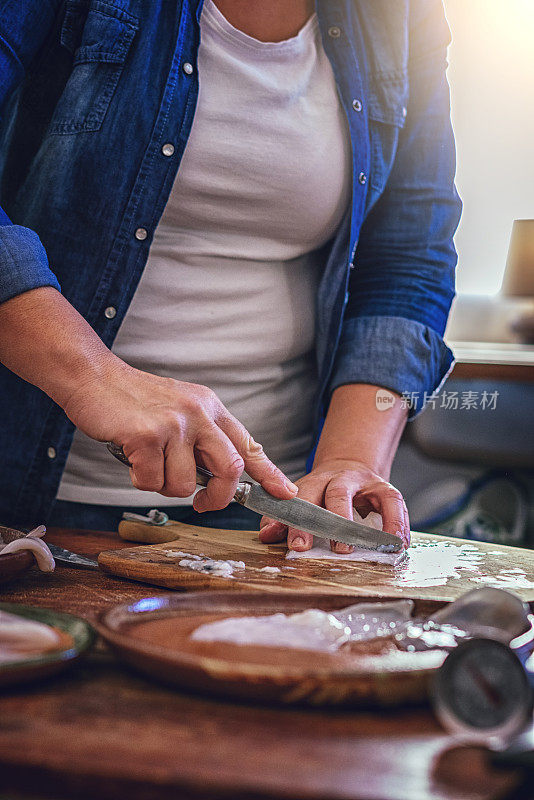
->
[[258, 458, 410, 552], [259, 384, 410, 553], [63, 357, 298, 512], [0, 287, 296, 511]]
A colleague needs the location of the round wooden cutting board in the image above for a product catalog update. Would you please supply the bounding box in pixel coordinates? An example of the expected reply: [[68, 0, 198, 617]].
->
[[96, 592, 448, 708], [0, 525, 37, 584], [0, 551, 35, 585]]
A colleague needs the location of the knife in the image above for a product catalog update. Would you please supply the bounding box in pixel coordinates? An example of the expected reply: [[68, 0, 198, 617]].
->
[[47, 543, 100, 570], [106, 443, 403, 553]]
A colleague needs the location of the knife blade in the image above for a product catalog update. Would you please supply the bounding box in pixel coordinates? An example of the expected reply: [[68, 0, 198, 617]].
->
[[234, 480, 403, 553], [106, 443, 403, 553], [47, 543, 100, 570]]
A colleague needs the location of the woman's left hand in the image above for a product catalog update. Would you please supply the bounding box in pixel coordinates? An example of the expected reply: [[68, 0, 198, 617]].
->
[[258, 458, 410, 553]]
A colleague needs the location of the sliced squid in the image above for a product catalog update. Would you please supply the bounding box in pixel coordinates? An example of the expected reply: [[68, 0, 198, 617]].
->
[[0, 610, 61, 662], [0, 525, 55, 572]]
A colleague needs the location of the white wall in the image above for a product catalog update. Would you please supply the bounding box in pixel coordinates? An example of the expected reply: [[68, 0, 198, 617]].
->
[[443, 0, 534, 295]]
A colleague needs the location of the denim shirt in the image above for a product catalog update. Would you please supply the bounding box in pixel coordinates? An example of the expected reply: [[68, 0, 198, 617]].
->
[[0, 0, 461, 527]]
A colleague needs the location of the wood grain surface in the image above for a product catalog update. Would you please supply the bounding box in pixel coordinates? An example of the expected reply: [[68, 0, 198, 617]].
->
[[101, 521, 534, 602], [0, 529, 524, 800]]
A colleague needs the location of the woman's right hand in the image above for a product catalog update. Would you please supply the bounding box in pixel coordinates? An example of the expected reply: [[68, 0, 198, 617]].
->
[[62, 355, 298, 511], [0, 287, 296, 511]]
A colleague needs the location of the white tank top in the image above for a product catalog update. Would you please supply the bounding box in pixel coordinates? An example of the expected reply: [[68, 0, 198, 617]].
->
[[58, 0, 352, 506]]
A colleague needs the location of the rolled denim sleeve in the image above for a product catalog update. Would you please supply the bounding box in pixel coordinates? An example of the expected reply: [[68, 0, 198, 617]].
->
[[0, 224, 61, 303], [333, 0, 461, 417], [328, 315, 454, 417]]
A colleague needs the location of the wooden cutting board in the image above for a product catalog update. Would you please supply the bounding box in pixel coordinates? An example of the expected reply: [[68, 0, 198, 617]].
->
[[97, 521, 534, 602]]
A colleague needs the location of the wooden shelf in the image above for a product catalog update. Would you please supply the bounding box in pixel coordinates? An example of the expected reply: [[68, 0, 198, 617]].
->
[[447, 340, 534, 381]]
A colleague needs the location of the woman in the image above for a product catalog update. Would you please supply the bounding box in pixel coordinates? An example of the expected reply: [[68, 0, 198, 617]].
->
[[0, 0, 460, 552]]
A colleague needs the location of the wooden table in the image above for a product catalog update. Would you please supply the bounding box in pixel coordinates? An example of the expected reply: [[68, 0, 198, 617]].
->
[[0, 529, 527, 800]]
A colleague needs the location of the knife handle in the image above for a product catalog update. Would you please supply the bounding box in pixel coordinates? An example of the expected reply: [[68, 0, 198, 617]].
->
[[106, 442, 248, 494]]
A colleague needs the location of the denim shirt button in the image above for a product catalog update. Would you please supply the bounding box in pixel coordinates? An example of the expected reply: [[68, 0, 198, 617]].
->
[[358, 171, 367, 185], [328, 26, 341, 38], [47, 446, 56, 460], [135, 227, 148, 241], [104, 306, 117, 319], [402, 106, 407, 118], [352, 99, 363, 112], [183, 62, 194, 75], [161, 143, 175, 157]]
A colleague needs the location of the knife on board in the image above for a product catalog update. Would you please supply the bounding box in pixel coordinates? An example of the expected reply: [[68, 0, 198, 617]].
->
[[47, 543, 99, 570], [106, 443, 403, 554]]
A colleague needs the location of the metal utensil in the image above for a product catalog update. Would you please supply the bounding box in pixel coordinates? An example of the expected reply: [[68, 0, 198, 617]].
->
[[431, 600, 534, 745], [433, 634, 534, 745], [106, 443, 403, 554], [47, 543, 99, 570], [396, 587, 532, 652]]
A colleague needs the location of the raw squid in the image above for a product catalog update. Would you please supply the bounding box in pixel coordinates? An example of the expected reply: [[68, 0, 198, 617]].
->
[[285, 512, 405, 566], [0, 610, 61, 663], [191, 600, 414, 652], [0, 525, 55, 572], [285, 539, 405, 566]]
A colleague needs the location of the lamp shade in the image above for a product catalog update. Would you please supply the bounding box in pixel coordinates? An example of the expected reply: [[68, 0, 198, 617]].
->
[[501, 219, 534, 297]]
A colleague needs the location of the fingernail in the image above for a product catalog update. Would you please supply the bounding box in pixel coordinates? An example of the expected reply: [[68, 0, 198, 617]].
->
[[396, 529, 409, 547], [284, 479, 299, 493], [193, 495, 206, 513], [290, 536, 305, 549]]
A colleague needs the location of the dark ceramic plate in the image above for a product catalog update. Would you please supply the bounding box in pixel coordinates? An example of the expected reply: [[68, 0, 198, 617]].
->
[[0, 603, 96, 687]]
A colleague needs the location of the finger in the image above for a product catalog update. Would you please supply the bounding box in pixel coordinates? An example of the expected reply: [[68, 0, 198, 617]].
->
[[354, 489, 409, 549], [258, 521, 288, 543], [359, 481, 408, 545], [258, 515, 288, 544], [126, 440, 165, 492], [402, 499, 411, 548], [375, 483, 409, 547], [217, 413, 297, 499], [324, 479, 355, 554], [192, 425, 244, 511], [286, 528, 314, 551], [352, 496, 375, 519], [286, 480, 323, 551], [159, 439, 197, 498]]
